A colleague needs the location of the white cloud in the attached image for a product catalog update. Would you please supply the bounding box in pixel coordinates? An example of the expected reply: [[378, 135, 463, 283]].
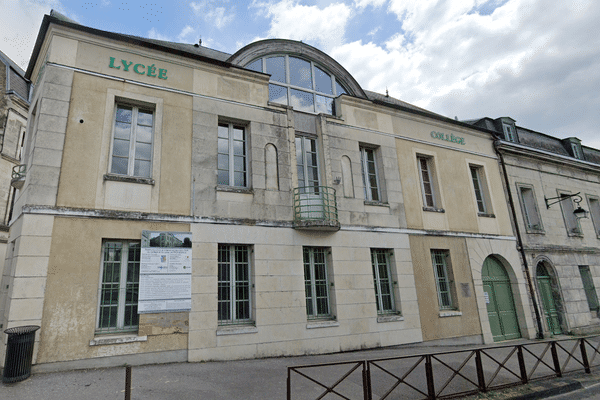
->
[[354, 0, 387, 9], [190, 1, 235, 29], [177, 25, 196, 42], [147, 27, 171, 41], [0, 0, 63, 69], [253, 0, 352, 52]]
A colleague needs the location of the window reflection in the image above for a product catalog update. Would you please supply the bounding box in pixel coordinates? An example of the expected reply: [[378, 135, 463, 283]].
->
[[314, 67, 332, 94], [269, 84, 288, 104], [289, 57, 312, 90], [266, 57, 286, 83], [290, 89, 314, 113]]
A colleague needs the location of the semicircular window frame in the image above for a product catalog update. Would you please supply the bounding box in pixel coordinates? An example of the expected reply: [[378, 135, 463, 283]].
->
[[244, 54, 349, 115]]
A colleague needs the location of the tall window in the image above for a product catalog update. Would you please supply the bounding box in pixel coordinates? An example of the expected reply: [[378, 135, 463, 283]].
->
[[245, 55, 347, 115], [519, 186, 543, 231], [502, 123, 517, 142], [218, 123, 247, 187], [303, 247, 332, 319], [97, 241, 140, 333], [558, 191, 581, 235], [418, 156, 438, 209], [218, 245, 252, 324], [470, 165, 488, 214], [431, 250, 456, 310], [296, 136, 320, 192], [371, 249, 395, 314], [571, 143, 583, 160], [361, 147, 381, 202], [588, 197, 600, 237], [111, 104, 153, 178], [579, 266, 599, 312]]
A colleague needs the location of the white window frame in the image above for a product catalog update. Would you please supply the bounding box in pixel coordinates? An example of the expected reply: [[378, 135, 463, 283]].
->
[[296, 135, 321, 192], [218, 244, 253, 325], [469, 165, 489, 214], [371, 249, 396, 314], [502, 123, 517, 142], [431, 250, 456, 310], [109, 103, 154, 178], [587, 196, 600, 238], [558, 190, 582, 236], [361, 147, 381, 202], [303, 247, 333, 319], [217, 122, 248, 187], [571, 143, 583, 160], [417, 155, 440, 210], [518, 185, 544, 232], [96, 241, 140, 333]]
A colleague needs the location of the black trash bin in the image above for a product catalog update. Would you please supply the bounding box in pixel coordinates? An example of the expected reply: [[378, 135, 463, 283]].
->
[[2, 325, 40, 383]]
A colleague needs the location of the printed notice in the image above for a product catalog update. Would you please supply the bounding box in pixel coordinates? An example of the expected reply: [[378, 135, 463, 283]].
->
[[138, 230, 192, 314]]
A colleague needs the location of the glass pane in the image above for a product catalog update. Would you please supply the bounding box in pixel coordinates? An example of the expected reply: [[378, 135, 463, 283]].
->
[[246, 59, 262, 72], [335, 81, 347, 96], [234, 171, 246, 187], [234, 156, 245, 172], [218, 154, 229, 171], [218, 170, 229, 185], [111, 156, 128, 175], [218, 137, 229, 154], [233, 140, 244, 156], [134, 160, 151, 177], [136, 125, 152, 143], [290, 89, 314, 113], [315, 95, 333, 114], [233, 127, 244, 141], [218, 124, 229, 138], [137, 110, 153, 126], [116, 106, 132, 123], [289, 57, 312, 89], [266, 56, 286, 83], [135, 143, 152, 161], [314, 66, 333, 94], [112, 138, 129, 157], [114, 122, 131, 140], [269, 84, 288, 104]]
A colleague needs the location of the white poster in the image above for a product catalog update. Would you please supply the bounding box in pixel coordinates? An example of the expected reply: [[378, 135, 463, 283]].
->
[[138, 230, 192, 313]]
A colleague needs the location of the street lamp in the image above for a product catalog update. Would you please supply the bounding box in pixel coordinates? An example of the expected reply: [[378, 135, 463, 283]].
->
[[544, 192, 589, 219]]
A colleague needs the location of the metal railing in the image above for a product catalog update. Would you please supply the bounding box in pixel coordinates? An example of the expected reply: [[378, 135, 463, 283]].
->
[[11, 164, 26, 189], [293, 186, 339, 227], [287, 336, 600, 399]]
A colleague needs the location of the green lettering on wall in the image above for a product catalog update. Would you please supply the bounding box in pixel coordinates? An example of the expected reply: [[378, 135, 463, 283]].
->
[[108, 57, 121, 70], [147, 64, 157, 77], [133, 64, 146, 75], [108, 57, 167, 80], [121, 60, 133, 71], [430, 131, 465, 145], [158, 68, 168, 80]]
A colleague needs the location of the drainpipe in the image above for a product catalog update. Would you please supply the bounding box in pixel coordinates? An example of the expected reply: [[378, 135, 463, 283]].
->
[[495, 142, 545, 340]]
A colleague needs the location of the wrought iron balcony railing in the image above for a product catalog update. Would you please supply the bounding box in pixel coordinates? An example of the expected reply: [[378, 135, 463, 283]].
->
[[11, 164, 26, 189], [293, 186, 340, 231]]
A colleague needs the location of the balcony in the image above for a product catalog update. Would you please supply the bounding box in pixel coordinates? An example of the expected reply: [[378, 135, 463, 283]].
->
[[293, 186, 340, 231], [11, 164, 26, 189]]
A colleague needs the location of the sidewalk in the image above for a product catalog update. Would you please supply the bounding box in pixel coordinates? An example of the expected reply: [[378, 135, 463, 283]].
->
[[2, 338, 600, 399]]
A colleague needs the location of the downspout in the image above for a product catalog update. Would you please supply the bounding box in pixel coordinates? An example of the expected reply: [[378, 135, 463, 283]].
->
[[495, 142, 544, 339]]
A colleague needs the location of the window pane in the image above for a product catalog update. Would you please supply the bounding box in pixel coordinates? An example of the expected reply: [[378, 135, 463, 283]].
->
[[135, 142, 152, 161], [134, 160, 151, 177], [218, 124, 229, 138], [218, 154, 229, 171], [314, 66, 333, 94], [246, 59, 262, 72], [111, 156, 128, 175], [335, 81, 347, 96], [290, 89, 314, 113], [136, 125, 153, 144], [315, 95, 333, 114], [218, 137, 229, 154], [234, 171, 246, 187], [266, 56, 286, 83], [233, 140, 245, 156], [218, 170, 229, 185], [289, 57, 312, 90], [137, 111, 153, 126], [116, 107, 132, 123], [269, 84, 288, 104], [113, 138, 129, 157], [233, 127, 244, 141], [114, 122, 131, 140]]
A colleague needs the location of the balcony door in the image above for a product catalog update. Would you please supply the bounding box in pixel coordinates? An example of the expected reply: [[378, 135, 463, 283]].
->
[[296, 136, 322, 219]]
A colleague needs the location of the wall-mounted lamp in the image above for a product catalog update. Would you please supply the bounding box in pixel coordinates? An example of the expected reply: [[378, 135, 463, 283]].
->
[[544, 192, 589, 219], [333, 176, 341, 185]]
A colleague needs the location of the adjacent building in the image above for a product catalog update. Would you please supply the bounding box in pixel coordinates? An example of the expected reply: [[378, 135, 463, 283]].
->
[[0, 11, 542, 372]]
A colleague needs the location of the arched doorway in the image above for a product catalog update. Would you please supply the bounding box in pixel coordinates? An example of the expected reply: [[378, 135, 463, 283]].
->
[[482, 256, 521, 341], [536, 262, 564, 335]]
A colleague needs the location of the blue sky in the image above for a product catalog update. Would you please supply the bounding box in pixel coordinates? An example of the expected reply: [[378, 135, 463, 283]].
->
[[3, 0, 600, 149]]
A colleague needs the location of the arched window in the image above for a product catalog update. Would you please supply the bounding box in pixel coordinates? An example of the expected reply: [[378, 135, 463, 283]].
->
[[245, 55, 348, 114]]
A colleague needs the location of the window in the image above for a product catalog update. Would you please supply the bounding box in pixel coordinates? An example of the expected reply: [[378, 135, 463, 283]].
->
[[431, 250, 456, 310], [588, 197, 600, 237], [518, 185, 543, 232], [110, 104, 154, 178], [502, 123, 517, 142], [245, 55, 348, 114], [296, 135, 320, 192], [571, 143, 583, 160], [97, 241, 140, 333], [470, 165, 489, 214], [558, 191, 581, 235], [579, 266, 599, 312], [218, 244, 252, 324], [303, 247, 333, 319], [417, 156, 440, 210], [371, 249, 395, 314], [361, 147, 381, 202], [218, 123, 247, 187]]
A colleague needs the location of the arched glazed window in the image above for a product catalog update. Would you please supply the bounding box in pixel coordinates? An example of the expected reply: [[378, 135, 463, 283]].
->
[[245, 55, 348, 114]]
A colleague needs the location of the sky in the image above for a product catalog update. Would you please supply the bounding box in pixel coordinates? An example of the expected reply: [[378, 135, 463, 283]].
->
[[2, 0, 600, 149]]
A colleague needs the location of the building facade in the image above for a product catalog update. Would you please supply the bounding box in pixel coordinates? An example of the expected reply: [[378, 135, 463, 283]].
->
[[468, 117, 600, 337], [1, 12, 537, 372]]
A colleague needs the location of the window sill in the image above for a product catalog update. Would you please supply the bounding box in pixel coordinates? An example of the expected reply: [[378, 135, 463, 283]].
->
[[216, 325, 258, 336], [525, 227, 545, 234], [90, 334, 147, 346], [477, 213, 496, 218], [423, 207, 445, 213], [216, 185, 253, 194], [439, 310, 462, 318], [104, 174, 155, 185], [306, 320, 339, 329], [377, 314, 404, 323], [364, 201, 389, 207]]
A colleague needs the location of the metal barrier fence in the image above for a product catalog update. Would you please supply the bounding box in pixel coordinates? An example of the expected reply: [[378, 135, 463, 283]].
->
[[293, 186, 338, 223], [286, 336, 600, 400]]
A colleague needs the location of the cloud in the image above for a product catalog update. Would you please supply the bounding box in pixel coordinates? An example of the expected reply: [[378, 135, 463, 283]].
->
[[177, 25, 196, 42], [252, 0, 352, 52], [147, 27, 171, 41], [190, 0, 235, 29], [0, 0, 63, 69], [354, 0, 387, 9]]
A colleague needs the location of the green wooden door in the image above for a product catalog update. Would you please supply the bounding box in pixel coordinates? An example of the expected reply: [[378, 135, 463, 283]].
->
[[537, 264, 563, 335], [483, 257, 521, 341]]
